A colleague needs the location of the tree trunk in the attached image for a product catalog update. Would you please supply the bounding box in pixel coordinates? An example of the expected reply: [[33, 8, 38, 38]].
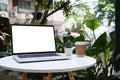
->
[[40, 0, 53, 24], [30, 0, 43, 24]]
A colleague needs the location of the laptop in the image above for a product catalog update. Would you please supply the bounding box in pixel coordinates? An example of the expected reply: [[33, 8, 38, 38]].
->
[[11, 24, 70, 63]]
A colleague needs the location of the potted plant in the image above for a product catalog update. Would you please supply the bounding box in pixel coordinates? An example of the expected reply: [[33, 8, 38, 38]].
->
[[64, 40, 73, 56]]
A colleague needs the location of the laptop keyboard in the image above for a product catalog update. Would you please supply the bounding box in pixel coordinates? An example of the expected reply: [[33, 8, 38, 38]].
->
[[18, 53, 60, 58]]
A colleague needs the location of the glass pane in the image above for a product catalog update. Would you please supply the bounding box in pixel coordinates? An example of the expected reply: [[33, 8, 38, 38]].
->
[[0, 3, 7, 11], [18, 0, 31, 9]]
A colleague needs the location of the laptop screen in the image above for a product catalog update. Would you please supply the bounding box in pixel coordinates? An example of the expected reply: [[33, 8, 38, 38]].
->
[[11, 25, 56, 54]]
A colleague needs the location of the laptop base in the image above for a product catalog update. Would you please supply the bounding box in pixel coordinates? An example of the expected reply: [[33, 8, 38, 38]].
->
[[13, 54, 71, 63]]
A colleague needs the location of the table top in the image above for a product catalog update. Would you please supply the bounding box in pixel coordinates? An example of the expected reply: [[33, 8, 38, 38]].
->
[[0, 54, 96, 73]]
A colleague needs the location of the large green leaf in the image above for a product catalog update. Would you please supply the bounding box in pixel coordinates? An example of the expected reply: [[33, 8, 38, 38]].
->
[[86, 18, 99, 31], [108, 31, 115, 51], [93, 32, 107, 48], [86, 46, 98, 56], [86, 32, 108, 56]]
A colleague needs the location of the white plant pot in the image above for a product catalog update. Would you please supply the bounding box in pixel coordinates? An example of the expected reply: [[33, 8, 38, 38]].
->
[[64, 47, 73, 56]]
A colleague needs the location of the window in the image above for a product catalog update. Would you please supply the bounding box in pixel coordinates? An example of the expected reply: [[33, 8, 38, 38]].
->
[[0, 0, 8, 11], [0, 3, 7, 11], [18, 0, 34, 13], [18, 0, 31, 9]]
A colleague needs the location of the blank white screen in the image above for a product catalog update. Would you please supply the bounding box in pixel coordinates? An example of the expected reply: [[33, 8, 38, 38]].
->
[[12, 25, 56, 53]]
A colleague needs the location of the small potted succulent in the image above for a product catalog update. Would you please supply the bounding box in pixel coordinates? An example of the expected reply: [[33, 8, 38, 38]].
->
[[64, 40, 73, 56]]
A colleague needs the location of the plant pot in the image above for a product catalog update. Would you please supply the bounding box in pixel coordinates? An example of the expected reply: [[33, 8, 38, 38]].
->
[[64, 47, 73, 56]]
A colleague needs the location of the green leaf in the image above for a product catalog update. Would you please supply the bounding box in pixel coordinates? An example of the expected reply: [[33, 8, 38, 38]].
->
[[55, 37, 64, 52], [86, 32, 108, 56], [74, 35, 85, 43], [110, 31, 115, 40], [86, 46, 98, 56], [108, 31, 115, 51], [114, 70, 120, 79], [93, 32, 108, 49], [86, 18, 99, 31]]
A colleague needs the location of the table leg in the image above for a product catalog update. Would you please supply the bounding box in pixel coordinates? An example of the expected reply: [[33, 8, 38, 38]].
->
[[21, 72, 75, 80], [48, 73, 52, 80], [68, 72, 75, 80], [43, 76, 48, 80], [43, 73, 52, 80], [21, 72, 27, 80]]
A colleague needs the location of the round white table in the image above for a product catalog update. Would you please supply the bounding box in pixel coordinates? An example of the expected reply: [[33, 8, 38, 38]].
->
[[0, 54, 96, 80]]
